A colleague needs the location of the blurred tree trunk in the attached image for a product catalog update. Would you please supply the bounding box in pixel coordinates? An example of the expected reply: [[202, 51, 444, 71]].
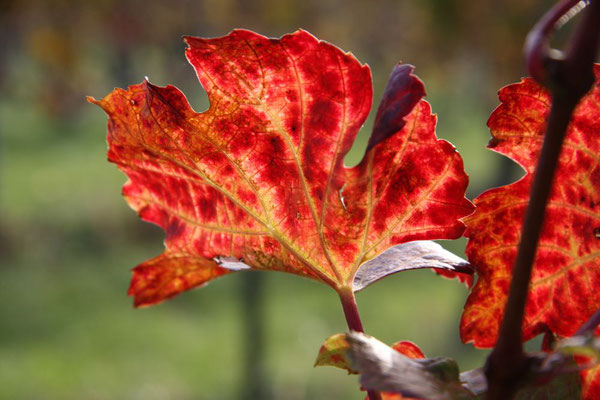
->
[[240, 272, 271, 400]]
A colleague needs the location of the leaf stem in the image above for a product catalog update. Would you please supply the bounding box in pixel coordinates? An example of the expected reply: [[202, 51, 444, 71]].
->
[[340, 288, 365, 332], [338, 288, 381, 400], [486, 1, 600, 399]]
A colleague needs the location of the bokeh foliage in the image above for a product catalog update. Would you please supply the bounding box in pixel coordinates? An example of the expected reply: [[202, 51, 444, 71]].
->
[[0, 0, 556, 398]]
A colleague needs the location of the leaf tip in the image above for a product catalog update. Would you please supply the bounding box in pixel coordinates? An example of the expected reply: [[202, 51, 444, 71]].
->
[[367, 62, 426, 151], [487, 136, 502, 149], [314, 333, 357, 374], [86, 95, 99, 105]]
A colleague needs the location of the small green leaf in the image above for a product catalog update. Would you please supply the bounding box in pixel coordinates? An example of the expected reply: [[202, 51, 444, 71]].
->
[[314, 333, 357, 374], [558, 333, 600, 362], [419, 357, 460, 383]]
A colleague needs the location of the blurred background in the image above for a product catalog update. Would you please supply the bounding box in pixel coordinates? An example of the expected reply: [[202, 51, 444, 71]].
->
[[0, 0, 562, 398]]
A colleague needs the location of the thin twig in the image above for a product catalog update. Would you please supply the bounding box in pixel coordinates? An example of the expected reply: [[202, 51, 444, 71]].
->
[[485, 1, 600, 399], [524, 0, 582, 84]]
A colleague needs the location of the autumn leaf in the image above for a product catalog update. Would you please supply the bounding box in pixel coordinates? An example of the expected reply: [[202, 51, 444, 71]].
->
[[367, 341, 426, 400], [316, 332, 586, 399], [460, 64, 600, 348], [128, 253, 231, 307], [564, 326, 600, 400], [314, 332, 425, 375], [344, 332, 472, 400], [91, 29, 472, 306], [315, 332, 358, 374], [392, 341, 426, 360], [581, 356, 600, 400], [315, 332, 430, 399], [370, 341, 427, 400]]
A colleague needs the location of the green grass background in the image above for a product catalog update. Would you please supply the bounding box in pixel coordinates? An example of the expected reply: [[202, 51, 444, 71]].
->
[[0, 85, 495, 400], [0, 0, 559, 398]]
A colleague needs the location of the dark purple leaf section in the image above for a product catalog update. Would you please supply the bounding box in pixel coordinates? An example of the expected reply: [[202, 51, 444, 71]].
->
[[367, 64, 426, 151], [353, 241, 472, 292]]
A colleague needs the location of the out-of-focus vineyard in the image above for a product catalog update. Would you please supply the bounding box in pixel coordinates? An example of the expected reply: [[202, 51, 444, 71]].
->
[[0, 1, 559, 399]]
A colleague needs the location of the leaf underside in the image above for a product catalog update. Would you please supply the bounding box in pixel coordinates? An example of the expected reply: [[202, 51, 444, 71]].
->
[[345, 332, 472, 400], [92, 29, 473, 306], [321, 333, 584, 400], [317, 332, 428, 399], [353, 240, 472, 292], [460, 65, 600, 397]]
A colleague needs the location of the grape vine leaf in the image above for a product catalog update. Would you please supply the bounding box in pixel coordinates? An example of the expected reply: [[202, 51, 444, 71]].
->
[[460, 65, 600, 348], [91, 29, 473, 306], [582, 355, 600, 400], [128, 254, 231, 306], [319, 333, 585, 400], [315, 332, 358, 374], [563, 326, 600, 400], [316, 332, 430, 399], [368, 341, 426, 400], [314, 332, 424, 375], [345, 332, 473, 400], [367, 341, 426, 400]]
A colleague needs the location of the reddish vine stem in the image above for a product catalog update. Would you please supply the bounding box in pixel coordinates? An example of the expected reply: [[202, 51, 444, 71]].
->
[[485, 87, 580, 400], [340, 288, 365, 332], [524, 0, 581, 83], [339, 288, 382, 400], [485, 1, 600, 399]]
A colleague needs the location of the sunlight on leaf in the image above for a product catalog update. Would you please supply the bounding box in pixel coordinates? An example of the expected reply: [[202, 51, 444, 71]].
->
[[91, 29, 472, 305], [461, 65, 600, 348]]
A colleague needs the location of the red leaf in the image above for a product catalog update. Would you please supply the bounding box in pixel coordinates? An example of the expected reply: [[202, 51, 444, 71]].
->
[[91, 30, 472, 305], [129, 254, 230, 307], [579, 327, 600, 400], [315, 334, 424, 381], [391, 341, 426, 359], [582, 363, 600, 400], [461, 65, 600, 347], [375, 394, 408, 400], [362, 338, 426, 400], [367, 391, 421, 400], [314, 333, 358, 374], [347, 332, 468, 400]]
